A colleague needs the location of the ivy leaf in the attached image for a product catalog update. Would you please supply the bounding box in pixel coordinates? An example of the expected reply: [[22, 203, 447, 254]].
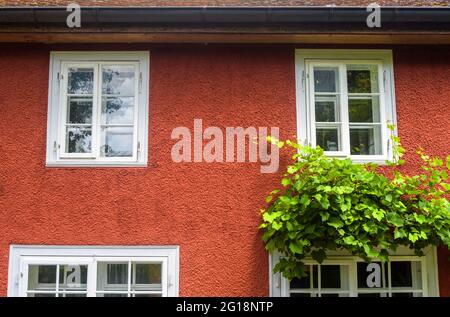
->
[[408, 233, 419, 243], [394, 229, 407, 239], [327, 218, 344, 229], [311, 249, 326, 263], [364, 245, 379, 258], [387, 212, 404, 227], [343, 236, 358, 245], [300, 194, 311, 207], [289, 242, 303, 254]]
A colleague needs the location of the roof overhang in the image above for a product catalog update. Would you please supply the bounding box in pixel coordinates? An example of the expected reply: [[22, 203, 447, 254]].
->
[[1, 6, 450, 44]]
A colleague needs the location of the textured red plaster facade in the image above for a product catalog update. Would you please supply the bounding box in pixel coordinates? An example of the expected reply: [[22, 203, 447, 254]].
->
[[0, 44, 448, 296]]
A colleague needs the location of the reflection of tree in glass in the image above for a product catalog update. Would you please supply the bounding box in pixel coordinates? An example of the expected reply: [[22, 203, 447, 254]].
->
[[347, 70, 371, 93], [68, 69, 93, 94], [69, 99, 92, 124], [68, 129, 91, 153]]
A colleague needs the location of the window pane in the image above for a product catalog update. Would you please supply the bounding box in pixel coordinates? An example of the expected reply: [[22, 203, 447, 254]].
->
[[100, 127, 133, 157], [62, 293, 87, 297], [391, 261, 414, 288], [68, 67, 94, 94], [59, 265, 87, 291], [316, 128, 340, 151], [315, 96, 340, 122], [107, 264, 128, 285], [350, 126, 382, 155], [66, 127, 92, 153], [28, 293, 56, 297], [102, 65, 135, 95], [320, 265, 349, 288], [313, 67, 339, 93], [67, 97, 93, 124], [134, 263, 162, 285], [97, 262, 129, 294], [100, 293, 128, 297], [348, 97, 380, 123], [28, 265, 57, 291], [290, 293, 313, 297], [347, 65, 379, 94], [133, 294, 162, 297], [357, 262, 386, 289], [101, 97, 134, 125], [290, 265, 318, 289]]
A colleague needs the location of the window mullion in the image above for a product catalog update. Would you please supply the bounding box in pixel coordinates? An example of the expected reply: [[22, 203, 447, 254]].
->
[[387, 262, 392, 297], [127, 260, 132, 297], [55, 264, 60, 297], [94, 63, 101, 159], [340, 63, 350, 156], [87, 259, 97, 297]]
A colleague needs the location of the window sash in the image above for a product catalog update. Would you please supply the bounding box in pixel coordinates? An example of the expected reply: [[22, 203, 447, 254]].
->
[[58, 61, 140, 162], [306, 60, 388, 160], [19, 256, 168, 297]]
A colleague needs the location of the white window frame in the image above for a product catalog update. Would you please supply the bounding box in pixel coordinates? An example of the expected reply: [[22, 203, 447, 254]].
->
[[8, 245, 179, 297], [269, 246, 440, 297], [296, 49, 397, 164], [46, 52, 150, 167]]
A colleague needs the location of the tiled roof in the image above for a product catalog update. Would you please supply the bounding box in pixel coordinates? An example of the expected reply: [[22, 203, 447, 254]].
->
[[0, 1, 449, 8]]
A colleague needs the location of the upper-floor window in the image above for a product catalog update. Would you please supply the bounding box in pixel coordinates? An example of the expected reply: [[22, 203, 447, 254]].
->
[[296, 50, 397, 164], [46, 52, 149, 167]]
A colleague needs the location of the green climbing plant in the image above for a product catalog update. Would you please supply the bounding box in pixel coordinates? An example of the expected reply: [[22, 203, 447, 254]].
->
[[260, 126, 450, 280]]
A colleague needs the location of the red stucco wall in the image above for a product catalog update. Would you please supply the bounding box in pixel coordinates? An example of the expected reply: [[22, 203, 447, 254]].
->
[[0, 44, 448, 296]]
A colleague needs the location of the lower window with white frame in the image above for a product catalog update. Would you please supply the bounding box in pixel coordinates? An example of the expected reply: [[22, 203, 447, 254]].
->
[[271, 247, 439, 297], [8, 246, 179, 297]]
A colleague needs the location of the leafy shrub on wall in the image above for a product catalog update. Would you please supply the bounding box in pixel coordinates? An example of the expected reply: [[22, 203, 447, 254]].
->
[[260, 131, 450, 280]]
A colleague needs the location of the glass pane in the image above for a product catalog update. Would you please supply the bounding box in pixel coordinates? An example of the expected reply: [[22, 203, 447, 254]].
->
[[67, 97, 93, 124], [391, 293, 411, 297], [350, 126, 382, 155], [101, 97, 134, 124], [61, 293, 87, 297], [59, 265, 87, 290], [101, 293, 128, 297], [391, 262, 415, 288], [102, 65, 135, 95], [357, 262, 386, 289], [133, 294, 163, 297], [314, 67, 339, 93], [315, 96, 340, 122], [107, 264, 128, 285], [28, 293, 56, 297], [97, 262, 129, 293], [290, 265, 318, 289], [28, 265, 57, 291], [348, 97, 380, 123], [100, 127, 133, 157], [66, 127, 92, 154], [316, 128, 340, 151], [358, 293, 384, 297], [134, 264, 162, 285], [320, 265, 349, 288], [347, 64, 379, 94], [68, 67, 94, 94], [290, 293, 313, 297]]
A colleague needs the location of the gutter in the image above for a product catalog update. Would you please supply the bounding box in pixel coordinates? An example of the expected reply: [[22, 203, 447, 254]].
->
[[1, 6, 450, 44], [0, 6, 449, 28]]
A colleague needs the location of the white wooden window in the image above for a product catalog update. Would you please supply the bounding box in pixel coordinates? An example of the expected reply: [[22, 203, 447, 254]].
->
[[8, 246, 179, 297], [46, 52, 149, 167], [296, 50, 397, 164], [270, 247, 440, 297]]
